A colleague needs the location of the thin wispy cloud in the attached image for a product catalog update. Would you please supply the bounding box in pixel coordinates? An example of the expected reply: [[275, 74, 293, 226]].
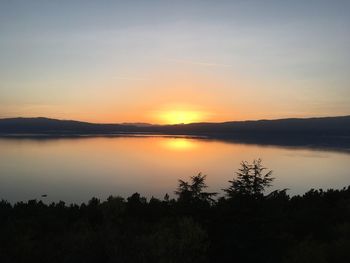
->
[[169, 58, 232, 68], [113, 76, 150, 81]]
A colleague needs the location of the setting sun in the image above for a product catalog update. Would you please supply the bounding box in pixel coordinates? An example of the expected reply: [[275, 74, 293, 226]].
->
[[159, 110, 203, 124]]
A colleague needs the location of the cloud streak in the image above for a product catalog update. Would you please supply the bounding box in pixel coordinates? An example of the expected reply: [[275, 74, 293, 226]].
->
[[169, 58, 232, 68], [113, 76, 150, 81]]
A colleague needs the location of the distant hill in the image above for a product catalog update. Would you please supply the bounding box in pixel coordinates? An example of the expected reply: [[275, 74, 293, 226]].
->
[[158, 116, 350, 136], [0, 117, 137, 134], [121, 122, 154, 127], [0, 116, 350, 137]]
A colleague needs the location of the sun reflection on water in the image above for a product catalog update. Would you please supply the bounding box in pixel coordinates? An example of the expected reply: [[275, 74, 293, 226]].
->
[[162, 138, 197, 151]]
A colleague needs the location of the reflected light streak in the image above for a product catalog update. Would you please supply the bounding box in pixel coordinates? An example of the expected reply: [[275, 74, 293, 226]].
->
[[162, 138, 197, 151]]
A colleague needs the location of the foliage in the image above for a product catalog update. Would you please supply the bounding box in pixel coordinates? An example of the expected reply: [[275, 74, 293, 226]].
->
[[1, 162, 350, 263], [223, 159, 274, 198], [175, 173, 217, 204]]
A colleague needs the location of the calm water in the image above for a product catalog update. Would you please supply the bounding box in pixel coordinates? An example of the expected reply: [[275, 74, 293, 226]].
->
[[0, 136, 349, 203]]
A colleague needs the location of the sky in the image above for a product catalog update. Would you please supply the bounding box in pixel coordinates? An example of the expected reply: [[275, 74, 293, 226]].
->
[[0, 0, 349, 124]]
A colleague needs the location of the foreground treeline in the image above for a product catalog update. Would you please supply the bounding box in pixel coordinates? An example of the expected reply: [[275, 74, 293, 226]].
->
[[1, 160, 350, 263]]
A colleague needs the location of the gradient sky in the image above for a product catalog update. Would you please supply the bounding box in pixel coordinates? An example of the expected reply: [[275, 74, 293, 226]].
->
[[1, 0, 349, 123]]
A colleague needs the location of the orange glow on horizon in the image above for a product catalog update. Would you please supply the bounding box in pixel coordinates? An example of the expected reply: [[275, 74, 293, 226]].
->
[[158, 110, 204, 124]]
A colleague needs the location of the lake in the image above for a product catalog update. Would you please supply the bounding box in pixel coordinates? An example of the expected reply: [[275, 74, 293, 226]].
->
[[0, 135, 349, 204]]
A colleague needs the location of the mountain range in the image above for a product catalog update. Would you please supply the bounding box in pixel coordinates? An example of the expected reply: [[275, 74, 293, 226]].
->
[[0, 115, 349, 136], [1, 116, 350, 150]]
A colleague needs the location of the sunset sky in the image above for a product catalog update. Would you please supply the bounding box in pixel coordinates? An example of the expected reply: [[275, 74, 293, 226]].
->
[[1, 0, 349, 124]]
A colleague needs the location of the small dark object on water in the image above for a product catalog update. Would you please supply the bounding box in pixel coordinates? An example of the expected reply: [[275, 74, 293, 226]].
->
[[41, 194, 47, 197]]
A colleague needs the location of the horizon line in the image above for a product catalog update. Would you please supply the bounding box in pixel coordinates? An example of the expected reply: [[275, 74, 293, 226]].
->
[[1, 115, 350, 126]]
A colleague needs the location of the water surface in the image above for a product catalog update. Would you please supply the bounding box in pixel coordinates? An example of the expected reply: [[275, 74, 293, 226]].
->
[[0, 136, 349, 203]]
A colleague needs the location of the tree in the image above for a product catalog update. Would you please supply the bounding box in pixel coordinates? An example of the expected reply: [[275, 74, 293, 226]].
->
[[150, 217, 209, 263], [223, 159, 274, 198], [175, 173, 217, 204]]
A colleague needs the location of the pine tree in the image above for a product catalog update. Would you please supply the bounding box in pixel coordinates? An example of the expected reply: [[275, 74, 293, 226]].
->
[[223, 159, 274, 198]]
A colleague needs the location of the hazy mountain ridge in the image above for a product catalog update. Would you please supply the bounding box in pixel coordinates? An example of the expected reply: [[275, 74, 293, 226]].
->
[[1, 116, 350, 136]]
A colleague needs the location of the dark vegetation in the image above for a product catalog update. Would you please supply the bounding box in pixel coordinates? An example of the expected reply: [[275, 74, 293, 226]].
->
[[1, 160, 350, 262]]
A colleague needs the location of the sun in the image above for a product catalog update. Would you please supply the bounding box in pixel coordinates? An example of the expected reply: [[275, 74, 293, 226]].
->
[[159, 110, 203, 124]]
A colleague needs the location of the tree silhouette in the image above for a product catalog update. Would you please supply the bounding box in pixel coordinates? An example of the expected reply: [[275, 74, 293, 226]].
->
[[175, 173, 217, 204], [2, 170, 350, 263], [223, 159, 274, 198]]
